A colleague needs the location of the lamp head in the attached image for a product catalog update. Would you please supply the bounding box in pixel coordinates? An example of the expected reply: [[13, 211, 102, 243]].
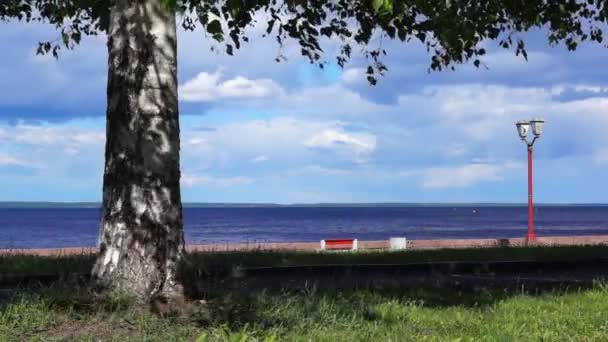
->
[[530, 117, 545, 137], [515, 120, 530, 139]]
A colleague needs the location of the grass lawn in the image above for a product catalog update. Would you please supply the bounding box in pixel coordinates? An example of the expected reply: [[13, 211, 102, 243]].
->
[[2, 282, 608, 341], [2, 245, 608, 341]]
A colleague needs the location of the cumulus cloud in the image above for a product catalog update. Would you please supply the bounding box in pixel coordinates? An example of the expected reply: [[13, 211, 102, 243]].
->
[[4, 77, 608, 202], [176, 79, 608, 200], [182, 116, 379, 169], [179, 67, 389, 120], [305, 129, 377, 163], [180, 71, 283, 102], [389, 83, 608, 164], [398, 84, 550, 124]]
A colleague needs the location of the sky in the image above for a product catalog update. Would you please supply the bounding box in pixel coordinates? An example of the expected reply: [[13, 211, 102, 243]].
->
[[1, 19, 608, 204]]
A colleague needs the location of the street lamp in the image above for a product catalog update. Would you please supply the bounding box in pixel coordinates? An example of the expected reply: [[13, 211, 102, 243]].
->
[[515, 118, 545, 243]]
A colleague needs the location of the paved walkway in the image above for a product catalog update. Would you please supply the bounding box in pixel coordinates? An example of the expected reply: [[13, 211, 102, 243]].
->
[[2, 235, 608, 256]]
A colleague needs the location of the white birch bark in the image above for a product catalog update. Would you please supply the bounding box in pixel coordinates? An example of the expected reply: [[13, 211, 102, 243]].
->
[[92, 0, 185, 301]]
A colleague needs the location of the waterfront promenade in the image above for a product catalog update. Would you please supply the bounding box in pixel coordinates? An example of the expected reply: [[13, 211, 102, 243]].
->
[[3, 235, 608, 256]]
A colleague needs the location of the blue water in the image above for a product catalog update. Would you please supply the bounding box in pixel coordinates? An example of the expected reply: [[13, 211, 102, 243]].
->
[[1, 206, 608, 249]]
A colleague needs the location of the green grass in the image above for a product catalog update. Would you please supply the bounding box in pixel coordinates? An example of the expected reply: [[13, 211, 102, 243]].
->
[[0, 254, 95, 275], [3, 246, 608, 340], [3, 282, 608, 341], [2, 244, 608, 275]]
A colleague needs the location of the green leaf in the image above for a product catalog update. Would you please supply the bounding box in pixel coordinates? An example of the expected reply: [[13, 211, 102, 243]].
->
[[266, 19, 275, 34], [206, 20, 222, 35], [372, 0, 393, 14], [159, 0, 185, 13], [61, 32, 69, 47], [382, 0, 393, 13], [372, 0, 383, 12]]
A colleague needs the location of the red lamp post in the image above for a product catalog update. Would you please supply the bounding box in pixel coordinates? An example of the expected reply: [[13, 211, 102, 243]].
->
[[515, 118, 545, 244]]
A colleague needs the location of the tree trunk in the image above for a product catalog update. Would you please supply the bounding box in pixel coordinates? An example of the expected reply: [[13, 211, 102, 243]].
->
[[92, 0, 185, 301]]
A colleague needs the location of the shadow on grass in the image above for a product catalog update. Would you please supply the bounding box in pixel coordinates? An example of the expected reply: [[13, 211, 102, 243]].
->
[[1, 276, 596, 321]]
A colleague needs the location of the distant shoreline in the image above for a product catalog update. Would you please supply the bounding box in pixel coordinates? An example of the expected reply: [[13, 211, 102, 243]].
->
[[1, 202, 608, 209]]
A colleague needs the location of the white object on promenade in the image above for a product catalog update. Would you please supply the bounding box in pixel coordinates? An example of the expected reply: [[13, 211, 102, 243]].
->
[[389, 237, 407, 250]]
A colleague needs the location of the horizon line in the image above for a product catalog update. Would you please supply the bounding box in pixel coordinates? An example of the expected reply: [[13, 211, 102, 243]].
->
[[0, 201, 607, 207]]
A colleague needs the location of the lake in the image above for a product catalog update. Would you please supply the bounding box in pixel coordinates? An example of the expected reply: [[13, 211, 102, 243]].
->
[[1, 206, 608, 249]]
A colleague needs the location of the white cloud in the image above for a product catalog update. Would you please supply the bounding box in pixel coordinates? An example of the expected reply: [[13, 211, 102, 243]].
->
[[183, 117, 315, 163], [182, 117, 376, 169], [419, 84, 549, 121], [251, 155, 269, 163], [220, 76, 279, 98], [305, 129, 377, 163], [180, 68, 389, 119], [63, 147, 81, 156], [181, 174, 254, 187], [278, 84, 389, 117], [593, 149, 608, 165], [439, 143, 468, 158], [341, 67, 365, 85], [188, 137, 207, 146], [0, 154, 31, 167], [0, 121, 105, 188], [180, 71, 283, 102], [0, 21, 106, 110], [422, 162, 523, 189], [571, 85, 608, 93], [554, 96, 608, 114], [390, 83, 608, 159], [177, 80, 608, 198], [71, 132, 105, 145], [8, 124, 104, 147], [481, 51, 554, 72], [289, 165, 352, 176]]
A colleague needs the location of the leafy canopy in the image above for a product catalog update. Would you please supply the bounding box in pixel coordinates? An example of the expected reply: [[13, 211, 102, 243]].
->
[[2, 0, 607, 83]]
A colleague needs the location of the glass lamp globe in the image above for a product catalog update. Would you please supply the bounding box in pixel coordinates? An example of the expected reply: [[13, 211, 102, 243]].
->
[[530, 118, 545, 137], [515, 120, 530, 139]]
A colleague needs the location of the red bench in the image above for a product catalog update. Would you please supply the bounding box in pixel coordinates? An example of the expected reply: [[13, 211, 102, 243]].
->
[[320, 238, 358, 251]]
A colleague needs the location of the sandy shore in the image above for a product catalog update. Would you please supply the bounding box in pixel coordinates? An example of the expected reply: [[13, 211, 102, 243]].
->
[[2, 235, 608, 256]]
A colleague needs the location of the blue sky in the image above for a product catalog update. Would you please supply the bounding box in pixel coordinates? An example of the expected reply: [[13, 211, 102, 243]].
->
[[1, 20, 608, 203]]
